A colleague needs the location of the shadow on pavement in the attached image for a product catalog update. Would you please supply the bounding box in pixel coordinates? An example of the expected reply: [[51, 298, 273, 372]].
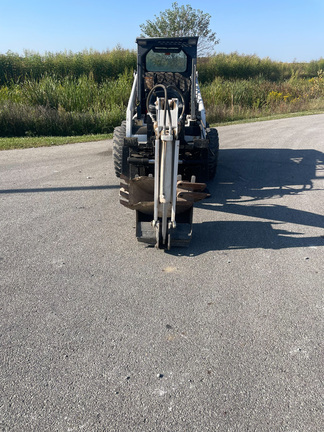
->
[[171, 148, 324, 255], [0, 185, 120, 194]]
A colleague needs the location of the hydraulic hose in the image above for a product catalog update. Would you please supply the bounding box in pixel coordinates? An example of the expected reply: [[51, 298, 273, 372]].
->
[[146, 84, 171, 133], [146, 84, 185, 134]]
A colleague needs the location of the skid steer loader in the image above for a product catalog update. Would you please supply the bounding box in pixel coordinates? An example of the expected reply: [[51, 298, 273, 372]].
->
[[113, 36, 219, 249]]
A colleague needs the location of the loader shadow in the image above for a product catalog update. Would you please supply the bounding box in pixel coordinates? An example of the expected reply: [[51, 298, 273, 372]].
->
[[169, 148, 324, 255], [0, 185, 120, 194]]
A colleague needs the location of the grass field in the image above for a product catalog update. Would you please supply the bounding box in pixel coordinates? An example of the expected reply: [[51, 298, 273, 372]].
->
[[0, 134, 113, 151], [0, 48, 323, 149]]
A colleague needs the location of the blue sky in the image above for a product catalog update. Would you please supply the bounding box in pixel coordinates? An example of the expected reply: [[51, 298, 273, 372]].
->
[[1, 0, 323, 62]]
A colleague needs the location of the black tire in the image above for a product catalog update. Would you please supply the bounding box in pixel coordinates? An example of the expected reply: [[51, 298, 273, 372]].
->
[[113, 120, 126, 178], [207, 128, 219, 180]]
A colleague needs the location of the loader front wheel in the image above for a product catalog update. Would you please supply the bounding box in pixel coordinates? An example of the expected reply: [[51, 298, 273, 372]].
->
[[113, 121, 127, 178], [207, 128, 219, 180]]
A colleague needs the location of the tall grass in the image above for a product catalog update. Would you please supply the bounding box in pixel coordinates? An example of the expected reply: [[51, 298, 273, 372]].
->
[[0, 102, 124, 137], [0, 48, 137, 85], [1, 49, 324, 86], [2, 71, 133, 111], [201, 70, 324, 123], [0, 49, 323, 136], [0, 72, 132, 136], [198, 53, 324, 83]]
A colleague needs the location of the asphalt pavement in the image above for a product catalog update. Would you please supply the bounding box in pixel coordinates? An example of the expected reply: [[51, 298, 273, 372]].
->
[[1, 114, 324, 431]]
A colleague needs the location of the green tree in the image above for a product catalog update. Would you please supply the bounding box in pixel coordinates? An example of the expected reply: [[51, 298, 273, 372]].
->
[[139, 2, 219, 57]]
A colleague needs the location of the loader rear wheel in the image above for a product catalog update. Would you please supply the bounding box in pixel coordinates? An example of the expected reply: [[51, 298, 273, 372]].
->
[[113, 121, 127, 178], [207, 128, 219, 180]]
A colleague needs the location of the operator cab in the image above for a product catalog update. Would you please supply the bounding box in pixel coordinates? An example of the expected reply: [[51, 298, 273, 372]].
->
[[135, 37, 198, 118]]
